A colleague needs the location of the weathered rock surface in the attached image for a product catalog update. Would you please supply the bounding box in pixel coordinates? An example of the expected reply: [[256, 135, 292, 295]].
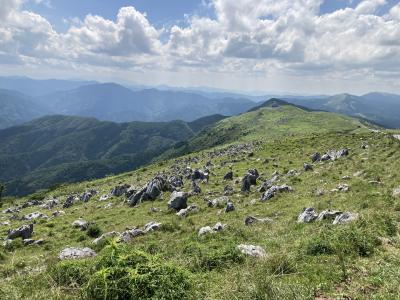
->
[[59, 247, 96, 260], [168, 191, 188, 211], [261, 185, 292, 202], [237, 244, 266, 258], [297, 208, 318, 223], [176, 204, 198, 218], [333, 212, 359, 225], [8, 224, 33, 240]]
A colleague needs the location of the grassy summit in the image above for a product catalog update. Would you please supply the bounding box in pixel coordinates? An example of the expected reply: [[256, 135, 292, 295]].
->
[[0, 102, 399, 299]]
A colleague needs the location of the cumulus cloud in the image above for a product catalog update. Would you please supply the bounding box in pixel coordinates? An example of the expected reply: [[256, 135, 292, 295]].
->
[[0, 0, 400, 92]]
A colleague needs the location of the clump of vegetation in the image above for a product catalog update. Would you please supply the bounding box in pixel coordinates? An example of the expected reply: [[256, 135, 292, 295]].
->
[[184, 241, 245, 272], [306, 223, 380, 257], [86, 223, 102, 238], [50, 244, 194, 300]]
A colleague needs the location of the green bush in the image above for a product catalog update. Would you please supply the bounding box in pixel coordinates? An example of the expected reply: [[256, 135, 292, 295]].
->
[[50, 260, 94, 287], [87, 224, 102, 238], [51, 244, 194, 300]]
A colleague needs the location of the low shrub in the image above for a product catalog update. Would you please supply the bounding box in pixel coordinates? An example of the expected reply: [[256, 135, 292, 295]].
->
[[87, 224, 102, 238], [50, 244, 194, 300]]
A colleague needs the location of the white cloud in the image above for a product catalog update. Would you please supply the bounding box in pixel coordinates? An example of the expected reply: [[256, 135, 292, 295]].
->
[[0, 0, 400, 93]]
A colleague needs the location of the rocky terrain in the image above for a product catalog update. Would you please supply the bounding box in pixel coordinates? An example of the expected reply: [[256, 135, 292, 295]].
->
[[0, 103, 400, 299]]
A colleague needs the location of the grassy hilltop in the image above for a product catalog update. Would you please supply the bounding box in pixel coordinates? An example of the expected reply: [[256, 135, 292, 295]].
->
[[1, 101, 400, 299]]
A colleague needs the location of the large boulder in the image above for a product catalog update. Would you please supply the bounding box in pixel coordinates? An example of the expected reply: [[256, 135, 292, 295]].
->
[[8, 224, 33, 240], [128, 176, 170, 207], [297, 208, 318, 223], [59, 247, 96, 260], [237, 244, 266, 258], [168, 191, 188, 211]]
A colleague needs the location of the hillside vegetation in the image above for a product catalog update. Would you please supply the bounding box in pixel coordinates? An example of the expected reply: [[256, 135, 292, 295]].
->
[[1, 102, 400, 299], [0, 115, 223, 196]]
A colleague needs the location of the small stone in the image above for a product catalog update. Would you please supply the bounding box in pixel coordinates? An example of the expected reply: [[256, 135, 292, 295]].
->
[[237, 244, 266, 258]]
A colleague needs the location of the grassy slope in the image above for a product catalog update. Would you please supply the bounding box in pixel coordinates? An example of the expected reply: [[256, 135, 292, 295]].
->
[[160, 104, 369, 159], [1, 106, 400, 299]]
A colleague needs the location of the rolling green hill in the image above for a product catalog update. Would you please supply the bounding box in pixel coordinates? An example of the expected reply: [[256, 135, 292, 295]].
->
[[1, 100, 400, 299], [0, 115, 222, 196], [160, 99, 372, 159]]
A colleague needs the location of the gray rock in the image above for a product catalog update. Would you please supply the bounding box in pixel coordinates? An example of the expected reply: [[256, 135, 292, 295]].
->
[[143, 221, 162, 232], [8, 224, 33, 240], [198, 226, 213, 236], [258, 175, 279, 193], [198, 222, 225, 236], [261, 185, 293, 202], [237, 244, 266, 258], [317, 210, 342, 221], [59, 247, 96, 260], [333, 212, 359, 225], [225, 201, 235, 213], [303, 163, 313, 171], [120, 228, 145, 242], [224, 185, 234, 195], [208, 196, 230, 208], [63, 195, 77, 208], [111, 184, 131, 197], [72, 219, 89, 231], [297, 208, 318, 223], [52, 210, 65, 217], [311, 152, 321, 162], [22, 211, 48, 221], [245, 216, 273, 226], [176, 204, 198, 218], [41, 199, 59, 209], [168, 191, 188, 211]]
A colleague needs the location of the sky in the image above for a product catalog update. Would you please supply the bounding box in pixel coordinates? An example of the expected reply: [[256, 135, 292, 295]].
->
[[0, 0, 399, 95]]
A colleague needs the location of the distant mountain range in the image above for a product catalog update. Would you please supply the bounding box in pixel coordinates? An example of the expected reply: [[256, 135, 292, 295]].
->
[[0, 114, 225, 196], [284, 93, 400, 128], [0, 76, 399, 129], [0, 89, 49, 129], [35, 83, 255, 123]]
